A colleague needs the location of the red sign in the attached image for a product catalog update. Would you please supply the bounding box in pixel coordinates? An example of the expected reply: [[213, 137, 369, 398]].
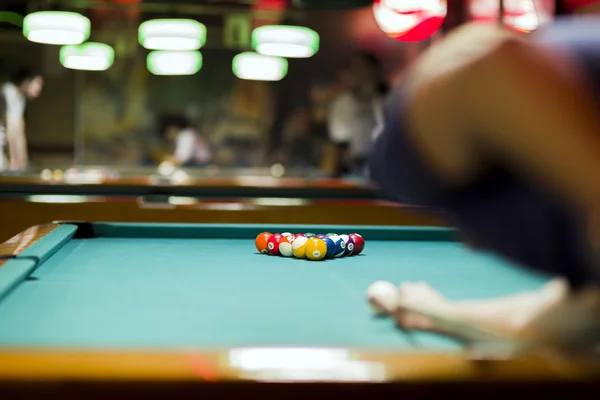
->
[[372, 0, 447, 42]]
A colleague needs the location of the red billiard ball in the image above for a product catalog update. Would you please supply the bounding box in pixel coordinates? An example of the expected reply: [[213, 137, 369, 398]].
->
[[267, 233, 284, 255], [255, 232, 272, 254], [349, 233, 364, 255]]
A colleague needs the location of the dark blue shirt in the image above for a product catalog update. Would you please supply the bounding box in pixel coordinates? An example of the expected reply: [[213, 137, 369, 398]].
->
[[370, 17, 600, 288]]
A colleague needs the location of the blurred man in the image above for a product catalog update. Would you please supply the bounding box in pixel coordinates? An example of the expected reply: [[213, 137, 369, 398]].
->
[[158, 113, 211, 167], [328, 53, 388, 177], [369, 18, 600, 349], [0, 67, 43, 171]]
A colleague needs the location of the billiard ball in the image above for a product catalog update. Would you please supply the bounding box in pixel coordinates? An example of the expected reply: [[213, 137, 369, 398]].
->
[[267, 233, 284, 256], [316, 234, 328, 239], [326, 233, 337, 237], [349, 233, 364, 255], [278, 234, 296, 257], [282, 232, 293, 237], [305, 238, 327, 261], [339, 234, 355, 256], [305, 232, 317, 238], [292, 236, 309, 258], [366, 281, 399, 317], [329, 235, 346, 258], [255, 232, 272, 254], [323, 237, 336, 259]]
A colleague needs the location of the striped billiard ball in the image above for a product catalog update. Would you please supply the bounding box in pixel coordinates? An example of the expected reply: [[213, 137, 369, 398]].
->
[[339, 234, 355, 256], [323, 237, 336, 259], [292, 236, 309, 258], [330, 235, 346, 258], [278, 234, 297, 257]]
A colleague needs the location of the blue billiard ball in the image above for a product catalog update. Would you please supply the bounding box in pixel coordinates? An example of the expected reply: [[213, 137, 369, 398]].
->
[[323, 237, 336, 259], [330, 236, 346, 258], [340, 234, 355, 256]]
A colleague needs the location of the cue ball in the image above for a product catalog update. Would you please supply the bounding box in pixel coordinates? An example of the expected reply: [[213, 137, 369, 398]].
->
[[278, 235, 296, 257], [255, 232, 272, 254], [292, 236, 308, 258], [305, 238, 327, 261], [349, 233, 365, 255], [367, 281, 399, 317], [267, 233, 284, 256]]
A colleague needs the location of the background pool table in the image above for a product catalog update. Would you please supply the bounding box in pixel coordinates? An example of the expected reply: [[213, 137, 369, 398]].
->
[[0, 222, 598, 394], [0, 165, 447, 242]]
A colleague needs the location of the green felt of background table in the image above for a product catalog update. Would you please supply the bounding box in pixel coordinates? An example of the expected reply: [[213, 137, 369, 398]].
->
[[0, 223, 552, 351]]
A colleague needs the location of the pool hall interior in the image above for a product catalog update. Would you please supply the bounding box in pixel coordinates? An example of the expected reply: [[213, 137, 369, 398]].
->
[[1, 0, 600, 395]]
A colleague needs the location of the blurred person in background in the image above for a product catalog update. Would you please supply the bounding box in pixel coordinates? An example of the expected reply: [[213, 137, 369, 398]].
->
[[158, 113, 211, 167], [327, 52, 388, 178], [0, 67, 43, 171]]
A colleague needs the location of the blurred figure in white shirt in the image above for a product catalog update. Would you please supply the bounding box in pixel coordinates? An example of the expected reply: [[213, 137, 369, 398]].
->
[[159, 114, 211, 167], [327, 53, 388, 177], [0, 67, 44, 171]]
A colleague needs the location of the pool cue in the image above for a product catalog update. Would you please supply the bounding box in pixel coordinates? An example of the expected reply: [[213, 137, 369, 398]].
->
[[499, 0, 505, 26]]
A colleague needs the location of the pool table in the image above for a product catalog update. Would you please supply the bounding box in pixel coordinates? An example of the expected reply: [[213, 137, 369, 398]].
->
[[0, 165, 377, 199], [0, 222, 598, 395]]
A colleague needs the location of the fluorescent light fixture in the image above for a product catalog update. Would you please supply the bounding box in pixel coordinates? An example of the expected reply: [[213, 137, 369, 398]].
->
[[252, 25, 319, 58], [60, 42, 115, 71], [139, 19, 207, 50], [24, 11, 90, 45], [232, 52, 288, 81], [147, 51, 202, 75]]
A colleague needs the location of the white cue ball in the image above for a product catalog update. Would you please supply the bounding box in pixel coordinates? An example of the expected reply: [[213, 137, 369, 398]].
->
[[366, 281, 399, 317]]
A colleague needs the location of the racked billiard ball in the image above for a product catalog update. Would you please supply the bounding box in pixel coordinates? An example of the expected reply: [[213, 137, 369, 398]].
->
[[339, 234, 355, 256], [255, 232, 272, 254], [323, 237, 336, 259], [329, 235, 346, 258], [305, 238, 327, 261], [349, 233, 364, 255], [267, 233, 284, 256], [278, 234, 296, 257], [292, 236, 308, 258], [305, 232, 317, 238]]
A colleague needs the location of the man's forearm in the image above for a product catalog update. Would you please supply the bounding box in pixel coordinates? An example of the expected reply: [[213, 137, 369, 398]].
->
[[464, 40, 600, 210]]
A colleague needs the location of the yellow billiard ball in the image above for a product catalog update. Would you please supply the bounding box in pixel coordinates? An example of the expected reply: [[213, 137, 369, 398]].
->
[[305, 238, 327, 261], [292, 236, 308, 258]]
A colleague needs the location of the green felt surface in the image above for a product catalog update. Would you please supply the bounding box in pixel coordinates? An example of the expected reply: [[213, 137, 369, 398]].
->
[[0, 223, 552, 351]]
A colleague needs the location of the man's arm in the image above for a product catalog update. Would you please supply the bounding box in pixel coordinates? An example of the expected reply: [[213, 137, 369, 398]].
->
[[409, 27, 600, 211]]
